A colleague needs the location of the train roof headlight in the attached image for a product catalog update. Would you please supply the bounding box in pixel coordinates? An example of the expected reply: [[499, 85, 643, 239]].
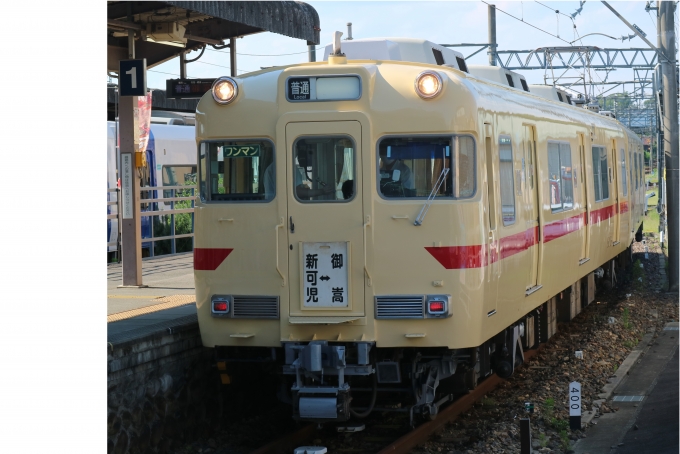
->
[[415, 71, 443, 99], [212, 77, 238, 104]]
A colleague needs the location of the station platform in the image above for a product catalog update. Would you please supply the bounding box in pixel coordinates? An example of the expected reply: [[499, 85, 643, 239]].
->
[[573, 321, 679, 454], [107, 252, 198, 346]]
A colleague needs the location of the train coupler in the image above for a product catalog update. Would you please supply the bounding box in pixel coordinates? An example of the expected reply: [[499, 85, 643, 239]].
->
[[283, 341, 375, 422]]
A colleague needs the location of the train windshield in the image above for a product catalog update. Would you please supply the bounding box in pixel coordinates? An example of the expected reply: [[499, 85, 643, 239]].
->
[[199, 140, 275, 202], [377, 136, 475, 199], [293, 136, 355, 202]]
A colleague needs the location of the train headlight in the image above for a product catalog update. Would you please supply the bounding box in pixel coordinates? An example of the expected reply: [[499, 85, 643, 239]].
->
[[212, 77, 238, 104], [415, 71, 443, 99]]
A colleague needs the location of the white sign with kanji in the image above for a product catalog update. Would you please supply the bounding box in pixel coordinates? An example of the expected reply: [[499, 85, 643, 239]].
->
[[302, 242, 349, 308]]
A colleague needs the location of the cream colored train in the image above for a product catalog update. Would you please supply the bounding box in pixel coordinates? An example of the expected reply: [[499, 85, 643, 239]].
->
[[193, 37, 645, 423]]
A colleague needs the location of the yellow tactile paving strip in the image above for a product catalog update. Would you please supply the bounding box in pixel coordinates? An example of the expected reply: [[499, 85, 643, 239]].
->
[[107, 294, 196, 323]]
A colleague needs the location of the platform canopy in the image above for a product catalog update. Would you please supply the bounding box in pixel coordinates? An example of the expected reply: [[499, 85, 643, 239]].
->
[[107, 1, 321, 72]]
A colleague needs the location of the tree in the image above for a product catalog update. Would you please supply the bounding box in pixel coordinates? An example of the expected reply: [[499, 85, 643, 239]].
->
[[597, 91, 632, 111]]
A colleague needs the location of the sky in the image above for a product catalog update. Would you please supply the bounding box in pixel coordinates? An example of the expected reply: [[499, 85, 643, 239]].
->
[[137, 1, 667, 102]]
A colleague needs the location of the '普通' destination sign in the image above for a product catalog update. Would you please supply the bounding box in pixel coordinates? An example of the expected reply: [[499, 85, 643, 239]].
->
[[287, 77, 312, 101], [221, 145, 260, 158]]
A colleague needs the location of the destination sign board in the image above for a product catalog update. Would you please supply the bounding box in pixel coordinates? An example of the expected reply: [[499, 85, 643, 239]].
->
[[287, 77, 312, 101], [166, 78, 216, 99]]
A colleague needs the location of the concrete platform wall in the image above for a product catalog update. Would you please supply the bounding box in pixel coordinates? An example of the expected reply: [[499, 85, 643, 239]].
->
[[107, 322, 221, 454]]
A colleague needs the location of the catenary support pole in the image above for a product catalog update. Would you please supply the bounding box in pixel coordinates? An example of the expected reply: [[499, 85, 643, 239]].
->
[[307, 41, 316, 62], [488, 4, 497, 66], [230, 38, 237, 77], [659, 1, 677, 291], [656, 8, 665, 215]]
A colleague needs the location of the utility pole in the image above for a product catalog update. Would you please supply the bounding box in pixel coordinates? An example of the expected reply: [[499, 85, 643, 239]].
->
[[488, 4, 497, 66], [659, 0, 678, 291]]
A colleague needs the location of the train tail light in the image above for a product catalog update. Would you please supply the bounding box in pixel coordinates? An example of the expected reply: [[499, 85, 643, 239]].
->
[[427, 300, 446, 314], [211, 297, 230, 315], [415, 71, 443, 99]]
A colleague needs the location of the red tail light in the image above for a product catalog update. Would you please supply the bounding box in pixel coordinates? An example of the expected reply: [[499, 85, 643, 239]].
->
[[428, 300, 445, 314], [213, 301, 229, 312]]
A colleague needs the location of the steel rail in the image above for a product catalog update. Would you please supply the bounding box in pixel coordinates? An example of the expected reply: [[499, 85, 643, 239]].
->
[[377, 346, 542, 454], [249, 423, 317, 454]]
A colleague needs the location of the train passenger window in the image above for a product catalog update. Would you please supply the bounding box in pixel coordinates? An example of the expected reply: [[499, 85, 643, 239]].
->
[[293, 137, 355, 202], [620, 148, 628, 196], [591, 146, 609, 202], [162, 166, 197, 205], [547, 142, 574, 213], [376, 136, 475, 199], [498, 136, 515, 225], [198, 140, 275, 202]]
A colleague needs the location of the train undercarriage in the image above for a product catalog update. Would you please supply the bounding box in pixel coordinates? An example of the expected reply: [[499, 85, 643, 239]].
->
[[215, 253, 630, 425]]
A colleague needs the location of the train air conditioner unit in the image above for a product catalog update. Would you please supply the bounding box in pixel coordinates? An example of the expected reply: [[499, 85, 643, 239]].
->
[[322, 38, 469, 73], [144, 22, 187, 47], [467, 65, 530, 92], [528, 85, 574, 105]]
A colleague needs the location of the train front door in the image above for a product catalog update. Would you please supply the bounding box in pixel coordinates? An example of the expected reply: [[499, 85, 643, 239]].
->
[[524, 125, 541, 294], [285, 121, 366, 318]]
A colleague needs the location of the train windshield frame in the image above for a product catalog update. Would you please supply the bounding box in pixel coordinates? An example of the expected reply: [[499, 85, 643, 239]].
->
[[198, 139, 275, 203], [376, 135, 476, 200]]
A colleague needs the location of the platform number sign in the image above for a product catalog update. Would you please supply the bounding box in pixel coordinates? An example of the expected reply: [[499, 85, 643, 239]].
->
[[569, 381, 581, 430], [119, 59, 147, 96]]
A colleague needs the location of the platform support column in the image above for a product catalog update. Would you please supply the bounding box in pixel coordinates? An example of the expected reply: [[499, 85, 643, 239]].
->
[[119, 24, 145, 288]]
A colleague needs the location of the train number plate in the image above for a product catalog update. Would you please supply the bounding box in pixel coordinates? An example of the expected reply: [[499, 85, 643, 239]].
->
[[302, 242, 349, 308]]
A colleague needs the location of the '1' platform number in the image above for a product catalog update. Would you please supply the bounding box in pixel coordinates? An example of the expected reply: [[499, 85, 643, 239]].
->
[[119, 59, 147, 97]]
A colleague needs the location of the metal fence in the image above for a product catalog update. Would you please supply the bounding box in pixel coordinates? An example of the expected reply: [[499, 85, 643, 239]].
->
[[107, 185, 196, 259]]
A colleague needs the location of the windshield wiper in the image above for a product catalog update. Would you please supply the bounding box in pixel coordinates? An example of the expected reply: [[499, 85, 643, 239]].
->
[[414, 168, 449, 226]]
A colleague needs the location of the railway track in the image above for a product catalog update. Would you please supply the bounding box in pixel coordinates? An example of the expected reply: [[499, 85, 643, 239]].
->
[[251, 347, 541, 454]]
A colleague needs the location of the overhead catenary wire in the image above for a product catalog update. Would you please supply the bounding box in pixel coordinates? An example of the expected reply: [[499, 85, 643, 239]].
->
[[207, 46, 325, 57], [480, 1, 572, 45], [535, 1, 577, 20]]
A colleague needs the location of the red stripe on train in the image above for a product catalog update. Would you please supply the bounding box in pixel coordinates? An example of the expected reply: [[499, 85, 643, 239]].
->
[[426, 204, 621, 269], [544, 213, 586, 243], [194, 248, 233, 270], [589, 205, 616, 225]]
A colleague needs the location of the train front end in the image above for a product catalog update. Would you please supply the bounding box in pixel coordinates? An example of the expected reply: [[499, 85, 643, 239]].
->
[[194, 43, 493, 422]]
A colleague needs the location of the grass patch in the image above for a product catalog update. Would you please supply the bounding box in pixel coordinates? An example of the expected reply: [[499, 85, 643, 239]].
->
[[632, 259, 645, 290], [622, 307, 632, 329], [623, 339, 637, 349], [558, 429, 571, 450], [538, 433, 548, 448], [644, 208, 660, 233], [480, 396, 496, 407]]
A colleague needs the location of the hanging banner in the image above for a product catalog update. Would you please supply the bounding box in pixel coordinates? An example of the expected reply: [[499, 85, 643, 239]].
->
[[136, 91, 153, 155]]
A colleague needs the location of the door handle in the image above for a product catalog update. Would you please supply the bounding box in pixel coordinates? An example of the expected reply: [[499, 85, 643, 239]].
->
[[289, 216, 295, 233], [275, 218, 286, 287], [363, 215, 372, 287]]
